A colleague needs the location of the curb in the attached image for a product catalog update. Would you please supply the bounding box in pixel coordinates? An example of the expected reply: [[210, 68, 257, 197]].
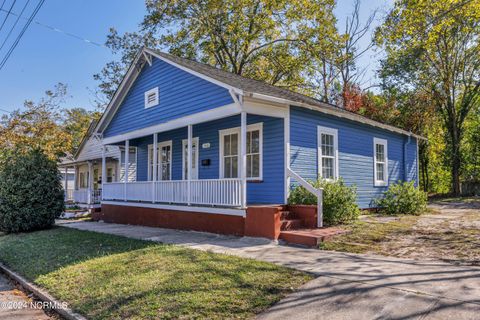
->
[[0, 263, 87, 320]]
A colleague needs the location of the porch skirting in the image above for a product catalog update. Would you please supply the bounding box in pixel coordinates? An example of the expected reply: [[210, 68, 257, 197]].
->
[[92, 203, 283, 238]]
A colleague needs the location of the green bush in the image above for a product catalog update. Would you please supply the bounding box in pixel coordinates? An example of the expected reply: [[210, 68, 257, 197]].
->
[[375, 181, 427, 215], [0, 149, 64, 233], [288, 178, 360, 225]]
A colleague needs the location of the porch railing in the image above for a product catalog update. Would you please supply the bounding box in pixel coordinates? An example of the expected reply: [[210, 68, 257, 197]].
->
[[102, 179, 243, 207], [72, 189, 102, 204], [287, 168, 324, 227]]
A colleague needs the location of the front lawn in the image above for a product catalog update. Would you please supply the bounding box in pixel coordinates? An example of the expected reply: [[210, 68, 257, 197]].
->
[[0, 227, 312, 319], [320, 202, 480, 265]]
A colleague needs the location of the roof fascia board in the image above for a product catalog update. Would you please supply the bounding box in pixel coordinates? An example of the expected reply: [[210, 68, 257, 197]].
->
[[247, 92, 425, 140], [144, 48, 243, 95]]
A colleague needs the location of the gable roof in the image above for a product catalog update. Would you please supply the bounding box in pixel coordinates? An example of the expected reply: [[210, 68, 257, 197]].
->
[[96, 47, 425, 140]]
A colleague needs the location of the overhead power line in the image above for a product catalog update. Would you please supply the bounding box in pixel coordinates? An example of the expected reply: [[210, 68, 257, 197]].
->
[[0, 0, 17, 33], [0, 0, 45, 71], [0, 7, 107, 48], [0, 0, 31, 52]]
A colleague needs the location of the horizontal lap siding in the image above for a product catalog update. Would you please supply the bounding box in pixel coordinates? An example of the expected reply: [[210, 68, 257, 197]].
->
[[406, 138, 419, 186], [104, 57, 233, 138], [130, 115, 284, 204], [290, 106, 416, 208]]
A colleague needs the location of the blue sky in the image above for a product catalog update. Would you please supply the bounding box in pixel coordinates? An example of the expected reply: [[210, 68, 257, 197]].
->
[[0, 0, 391, 114]]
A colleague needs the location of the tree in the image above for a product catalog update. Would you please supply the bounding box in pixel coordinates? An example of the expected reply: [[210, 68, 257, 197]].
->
[[0, 84, 100, 163], [0, 84, 71, 162], [376, 0, 480, 195], [63, 107, 101, 154], [0, 149, 64, 233], [95, 0, 339, 102]]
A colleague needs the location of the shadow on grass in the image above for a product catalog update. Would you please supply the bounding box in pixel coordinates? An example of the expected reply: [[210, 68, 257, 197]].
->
[[0, 226, 311, 319]]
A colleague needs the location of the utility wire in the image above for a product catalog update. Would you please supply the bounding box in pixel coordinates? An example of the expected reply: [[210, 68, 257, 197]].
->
[[0, 0, 30, 52], [0, 0, 44, 71], [0, 0, 17, 33], [0, 7, 107, 48]]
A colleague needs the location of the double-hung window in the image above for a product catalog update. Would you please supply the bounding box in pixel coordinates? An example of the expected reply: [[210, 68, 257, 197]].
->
[[317, 126, 338, 180], [219, 123, 263, 180], [373, 138, 388, 186]]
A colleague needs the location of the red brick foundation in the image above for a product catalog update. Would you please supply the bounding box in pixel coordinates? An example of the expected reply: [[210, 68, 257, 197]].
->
[[245, 206, 282, 239], [94, 204, 245, 236]]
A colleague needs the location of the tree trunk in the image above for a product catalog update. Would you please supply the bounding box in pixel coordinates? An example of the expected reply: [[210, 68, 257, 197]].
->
[[450, 127, 462, 196]]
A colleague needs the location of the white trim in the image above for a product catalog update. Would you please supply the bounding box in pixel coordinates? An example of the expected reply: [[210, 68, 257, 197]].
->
[[219, 123, 263, 181], [284, 105, 290, 203], [147, 140, 173, 181], [317, 126, 339, 180], [102, 103, 240, 145], [242, 100, 288, 118], [145, 48, 243, 95], [144, 87, 159, 109], [101, 200, 246, 217], [373, 137, 389, 187], [182, 137, 199, 180], [119, 145, 138, 182]]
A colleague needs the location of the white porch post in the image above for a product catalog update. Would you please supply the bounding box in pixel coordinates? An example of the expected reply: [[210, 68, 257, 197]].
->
[[101, 146, 106, 201], [124, 140, 129, 201], [87, 161, 93, 205], [64, 167, 68, 200], [187, 124, 192, 205], [284, 107, 291, 203], [73, 165, 77, 191], [240, 111, 247, 208], [152, 133, 158, 203]]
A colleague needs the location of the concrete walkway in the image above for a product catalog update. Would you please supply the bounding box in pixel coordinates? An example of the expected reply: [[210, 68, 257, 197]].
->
[[60, 220, 480, 319], [0, 272, 50, 320]]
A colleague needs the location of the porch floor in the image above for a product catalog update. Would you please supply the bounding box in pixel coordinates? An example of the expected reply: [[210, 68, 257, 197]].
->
[[279, 228, 350, 247]]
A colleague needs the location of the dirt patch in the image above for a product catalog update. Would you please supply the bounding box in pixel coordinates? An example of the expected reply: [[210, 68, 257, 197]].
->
[[321, 200, 480, 266]]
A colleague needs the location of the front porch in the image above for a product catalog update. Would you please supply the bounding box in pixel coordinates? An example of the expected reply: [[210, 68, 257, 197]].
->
[[101, 112, 286, 210]]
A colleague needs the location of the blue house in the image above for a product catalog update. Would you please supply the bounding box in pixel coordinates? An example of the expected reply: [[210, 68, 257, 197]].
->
[[87, 48, 421, 241]]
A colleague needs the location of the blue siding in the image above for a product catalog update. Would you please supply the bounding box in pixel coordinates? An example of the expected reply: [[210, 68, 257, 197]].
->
[[405, 137, 418, 186], [104, 57, 233, 137], [129, 114, 284, 204], [290, 106, 417, 208]]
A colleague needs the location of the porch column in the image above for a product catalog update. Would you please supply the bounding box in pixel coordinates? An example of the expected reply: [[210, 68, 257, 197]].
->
[[124, 140, 129, 201], [101, 146, 106, 201], [240, 111, 247, 208], [64, 167, 68, 200], [73, 165, 77, 191], [187, 124, 192, 205], [87, 161, 93, 205], [152, 133, 158, 203]]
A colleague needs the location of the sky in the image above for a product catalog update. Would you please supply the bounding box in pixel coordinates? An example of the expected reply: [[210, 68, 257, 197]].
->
[[0, 0, 392, 115]]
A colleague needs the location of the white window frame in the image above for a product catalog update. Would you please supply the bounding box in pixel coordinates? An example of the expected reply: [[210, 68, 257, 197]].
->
[[144, 87, 159, 109], [373, 137, 388, 186], [147, 140, 173, 181], [219, 122, 263, 181], [182, 137, 199, 180], [317, 125, 339, 181]]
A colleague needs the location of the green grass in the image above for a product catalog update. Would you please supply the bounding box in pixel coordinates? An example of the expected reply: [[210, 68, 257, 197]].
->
[[0, 227, 312, 319], [319, 216, 420, 253]]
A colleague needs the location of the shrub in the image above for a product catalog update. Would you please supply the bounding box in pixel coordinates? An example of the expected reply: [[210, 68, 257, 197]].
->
[[0, 149, 64, 233], [288, 178, 360, 225], [375, 181, 427, 215]]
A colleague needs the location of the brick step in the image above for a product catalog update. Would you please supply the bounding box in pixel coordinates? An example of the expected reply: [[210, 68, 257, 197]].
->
[[280, 219, 303, 231], [279, 210, 296, 220], [279, 228, 349, 247]]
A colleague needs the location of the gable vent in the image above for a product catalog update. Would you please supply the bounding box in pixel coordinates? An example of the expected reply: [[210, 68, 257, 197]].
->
[[144, 87, 159, 108]]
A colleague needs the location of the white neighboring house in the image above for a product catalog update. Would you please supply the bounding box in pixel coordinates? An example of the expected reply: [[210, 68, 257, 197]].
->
[[59, 121, 126, 210]]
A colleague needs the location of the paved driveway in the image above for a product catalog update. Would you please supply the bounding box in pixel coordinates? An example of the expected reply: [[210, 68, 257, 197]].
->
[[60, 220, 480, 319]]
